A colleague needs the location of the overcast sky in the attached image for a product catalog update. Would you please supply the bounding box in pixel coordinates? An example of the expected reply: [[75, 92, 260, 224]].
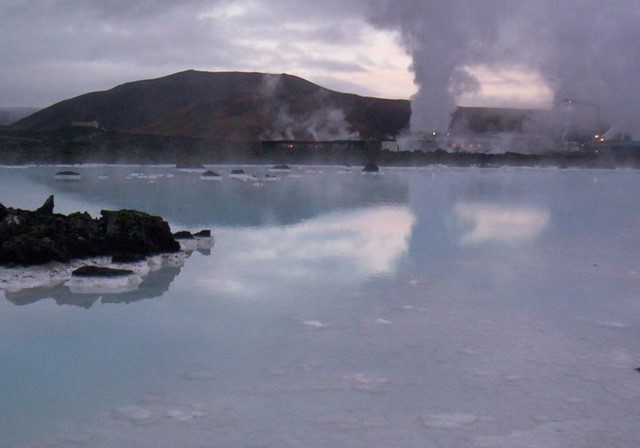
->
[[0, 0, 415, 108], [2, 1, 639, 136]]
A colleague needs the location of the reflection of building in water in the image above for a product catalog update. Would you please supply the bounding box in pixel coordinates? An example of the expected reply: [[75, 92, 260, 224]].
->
[[5, 265, 183, 309]]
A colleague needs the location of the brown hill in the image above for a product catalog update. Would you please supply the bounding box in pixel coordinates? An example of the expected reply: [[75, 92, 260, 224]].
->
[[13, 70, 410, 141]]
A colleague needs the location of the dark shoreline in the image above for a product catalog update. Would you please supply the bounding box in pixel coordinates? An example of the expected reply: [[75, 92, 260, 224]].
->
[[1, 129, 638, 169]]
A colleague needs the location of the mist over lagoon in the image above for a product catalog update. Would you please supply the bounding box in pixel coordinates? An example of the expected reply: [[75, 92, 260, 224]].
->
[[1, 164, 639, 447]]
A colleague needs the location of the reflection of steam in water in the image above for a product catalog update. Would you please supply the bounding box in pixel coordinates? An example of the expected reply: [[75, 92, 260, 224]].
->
[[453, 201, 550, 245]]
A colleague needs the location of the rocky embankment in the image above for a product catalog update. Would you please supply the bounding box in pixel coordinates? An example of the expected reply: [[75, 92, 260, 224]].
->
[[0, 196, 180, 266]]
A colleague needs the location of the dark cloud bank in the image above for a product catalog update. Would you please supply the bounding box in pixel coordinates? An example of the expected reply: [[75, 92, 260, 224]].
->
[[2, 1, 639, 136]]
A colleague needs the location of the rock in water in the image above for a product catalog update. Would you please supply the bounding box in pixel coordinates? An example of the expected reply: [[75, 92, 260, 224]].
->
[[362, 162, 380, 173], [0, 199, 181, 266], [271, 164, 291, 171], [54, 171, 81, 180], [100, 209, 180, 255], [200, 170, 222, 181], [173, 230, 194, 240], [72, 266, 135, 277], [35, 195, 54, 214], [111, 253, 147, 263]]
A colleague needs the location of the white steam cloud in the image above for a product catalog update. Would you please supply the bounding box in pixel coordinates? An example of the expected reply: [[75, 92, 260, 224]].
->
[[259, 74, 360, 141], [364, 1, 640, 137]]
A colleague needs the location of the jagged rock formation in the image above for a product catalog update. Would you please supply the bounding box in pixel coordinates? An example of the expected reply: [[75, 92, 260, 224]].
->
[[0, 196, 180, 266]]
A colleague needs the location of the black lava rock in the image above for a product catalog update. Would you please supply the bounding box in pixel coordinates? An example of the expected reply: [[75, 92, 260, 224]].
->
[[193, 229, 211, 237], [173, 231, 194, 239], [100, 209, 180, 256], [35, 195, 54, 214], [112, 253, 147, 263], [72, 266, 134, 277], [0, 198, 180, 266]]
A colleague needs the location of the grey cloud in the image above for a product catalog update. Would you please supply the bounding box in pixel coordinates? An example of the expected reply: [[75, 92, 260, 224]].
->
[[0, 0, 370, 106]]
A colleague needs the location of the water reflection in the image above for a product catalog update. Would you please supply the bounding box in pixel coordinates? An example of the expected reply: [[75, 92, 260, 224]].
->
[[195, 205, 415, 299], [20, 166, 410, 227], [5, 263, 183, 308], [4, 167, 640, 447], [453, 201, 550, 245], [1, 244, 215, 307]]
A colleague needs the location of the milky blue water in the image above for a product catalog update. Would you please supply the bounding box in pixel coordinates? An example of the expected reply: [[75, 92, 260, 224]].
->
[[1, 165, 640, 447]]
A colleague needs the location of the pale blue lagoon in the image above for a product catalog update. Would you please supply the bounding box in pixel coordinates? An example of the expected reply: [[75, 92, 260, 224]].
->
[[1, 165, 639, 447]]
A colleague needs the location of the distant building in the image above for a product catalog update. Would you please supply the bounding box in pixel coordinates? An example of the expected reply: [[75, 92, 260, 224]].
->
[[447, 106, 609, 153], [380, 140, 399, 152], [596, 140, 640, 156], [71, 120, 99, 128], [449, 107, 539, 134]]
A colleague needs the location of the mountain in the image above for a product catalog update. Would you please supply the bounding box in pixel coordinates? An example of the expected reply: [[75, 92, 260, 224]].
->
[[13, 70, 410, 141], [0, 107, 39, 126]]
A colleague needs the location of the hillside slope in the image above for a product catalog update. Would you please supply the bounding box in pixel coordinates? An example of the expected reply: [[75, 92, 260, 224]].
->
[[14, 71, 410, 140]]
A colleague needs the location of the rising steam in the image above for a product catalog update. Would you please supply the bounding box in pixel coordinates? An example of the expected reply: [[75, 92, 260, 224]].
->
[[364, 1, 640, 137], [259, 74, 360, 141]]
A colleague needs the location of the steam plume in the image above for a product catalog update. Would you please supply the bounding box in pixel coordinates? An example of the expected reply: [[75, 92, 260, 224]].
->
[[365, 1, 640, 137]]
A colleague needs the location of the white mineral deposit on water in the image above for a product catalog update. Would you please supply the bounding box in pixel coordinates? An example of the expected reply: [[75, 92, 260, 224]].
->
[[65, 274, 143, 294], [1, 165, 640, 447]]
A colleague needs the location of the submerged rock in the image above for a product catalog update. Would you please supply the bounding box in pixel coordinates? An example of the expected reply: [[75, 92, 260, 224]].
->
[[0, 197, 181, 266]]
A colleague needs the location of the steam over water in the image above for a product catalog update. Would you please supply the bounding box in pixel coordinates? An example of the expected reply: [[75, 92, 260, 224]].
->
[[1, 165, 640, 447], [365, 1, 640, 137]]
